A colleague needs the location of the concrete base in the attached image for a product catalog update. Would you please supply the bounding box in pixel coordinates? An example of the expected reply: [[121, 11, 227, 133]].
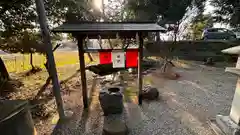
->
[[209, 119, 224, 135], [209, 115, 240, 135]]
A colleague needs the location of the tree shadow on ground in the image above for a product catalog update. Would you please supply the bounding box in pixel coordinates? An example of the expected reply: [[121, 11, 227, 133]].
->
[[87, 76, 97, 106], [51, 107, 90, 135], [22, 67, 43, 77], [0, 79, 23, 98], [51, 77, 101, 135], [29, 69, 83, 122], [33, 69, 81, 100], [60, 69, 81, 85]]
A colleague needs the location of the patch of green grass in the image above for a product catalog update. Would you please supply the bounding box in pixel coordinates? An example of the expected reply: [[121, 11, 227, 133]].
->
[[9, 64, 82, 100], [123, 76, 153, 99], [124, 87, 138, 97], [124, 87, 137, 102], [143, 76, 153, 85]]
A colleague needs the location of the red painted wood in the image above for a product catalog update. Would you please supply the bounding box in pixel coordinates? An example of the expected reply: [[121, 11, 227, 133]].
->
[[126, 49, 138, 68], [99, 51, 112, 64]]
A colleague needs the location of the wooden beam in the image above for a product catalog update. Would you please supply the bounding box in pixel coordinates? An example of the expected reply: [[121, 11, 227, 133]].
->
[[71, 32, 149, 39], [77, 37, 88, 108], [84, 48, 139, 53], [83, 38, 94, 62], [138, 32, 143, 105], [35, 0, 65, 119]]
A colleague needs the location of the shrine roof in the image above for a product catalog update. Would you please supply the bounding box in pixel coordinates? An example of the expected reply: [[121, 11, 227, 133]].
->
[[52, 21, 166, 39]]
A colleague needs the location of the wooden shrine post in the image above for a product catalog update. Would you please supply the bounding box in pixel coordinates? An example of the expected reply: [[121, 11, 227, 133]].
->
[[77, 37, 88, 108], [35, 0, 65, 119], [138, 32, 143, 105]]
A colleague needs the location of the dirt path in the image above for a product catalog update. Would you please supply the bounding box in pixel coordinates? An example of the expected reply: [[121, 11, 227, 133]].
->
[[51, 74, 104, 135]]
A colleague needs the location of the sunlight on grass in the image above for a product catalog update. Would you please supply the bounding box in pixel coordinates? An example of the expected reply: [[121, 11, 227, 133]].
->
[[124, 87, 139, 103], [123, 76, 154, 102], [172, 59, 191, 69], [2, 53, 46, 73], [124, 87, 138, 97], [1, 51, 92, 73], [21, 64, 79, 83], [143, 76, 154, 85]]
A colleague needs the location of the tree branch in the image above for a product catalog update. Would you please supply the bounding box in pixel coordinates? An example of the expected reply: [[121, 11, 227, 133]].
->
[[0, 0, 24, 16]]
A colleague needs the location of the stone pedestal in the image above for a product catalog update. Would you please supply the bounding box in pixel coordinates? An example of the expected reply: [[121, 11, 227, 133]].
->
[[210, 47, 240, 135], [218, 115, 240, 134], [211, 115, 240, 135], [229, 78, 240, 125]]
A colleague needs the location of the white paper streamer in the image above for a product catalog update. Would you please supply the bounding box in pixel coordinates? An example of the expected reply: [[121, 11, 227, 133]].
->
[[112, 51, 125, 68]]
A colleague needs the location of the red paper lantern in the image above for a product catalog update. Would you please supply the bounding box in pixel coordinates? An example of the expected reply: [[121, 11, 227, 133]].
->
[[99, 51, 112, 64], [126, 49, 138, 68]]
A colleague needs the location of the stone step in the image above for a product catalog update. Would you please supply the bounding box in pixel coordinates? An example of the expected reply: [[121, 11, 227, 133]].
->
[[208, 118, 225, 135], [215, 115, 240, 135], [225, 67, 240, 76], [103, 114, 128, 135], [102, 102, 147, 135]]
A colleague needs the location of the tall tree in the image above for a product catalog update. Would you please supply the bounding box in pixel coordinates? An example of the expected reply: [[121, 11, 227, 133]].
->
[[187, 14, 214, 40], [0, 0, 97, 37], [0, 0, 36, 37], [103, 0, 128, 21], [45, 0, 109, 24], [0, 0, 95, 70], [211, 0, 240, 27], [124, 0, 206, 41], [125, 0, 205, 22]]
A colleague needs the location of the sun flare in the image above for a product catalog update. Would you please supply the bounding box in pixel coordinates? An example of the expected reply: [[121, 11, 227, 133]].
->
[[93, 0, 108, 11], [93, 0, 102, 10]]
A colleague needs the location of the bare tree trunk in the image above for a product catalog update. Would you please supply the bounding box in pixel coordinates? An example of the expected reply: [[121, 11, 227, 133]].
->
[[34, 76, 51, 99], [83, 41, 93, 62], [87, 53, 93, 62], [173, 21, 180, 43], [156, 32, 161, 42], [35, 0, 65, 119], [170, 22, 180, 61], [39, 43, 65, 98], [30, 52, 34, 69]]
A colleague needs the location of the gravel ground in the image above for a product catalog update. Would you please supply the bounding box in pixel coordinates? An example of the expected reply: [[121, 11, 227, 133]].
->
[[125, 64, 237, 135], [52, 63, 237, 135]]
